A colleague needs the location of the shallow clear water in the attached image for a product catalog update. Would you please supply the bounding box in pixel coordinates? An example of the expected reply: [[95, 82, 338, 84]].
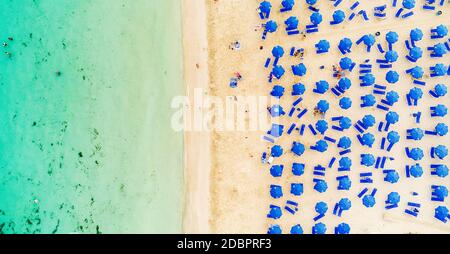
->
[[0, 0, 184, 233]]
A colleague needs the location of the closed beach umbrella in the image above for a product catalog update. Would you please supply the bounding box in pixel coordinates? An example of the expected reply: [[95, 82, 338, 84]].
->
[[432, 64, 447, 76], [436, 123, 448, 136], [272, 46, 285, 58], [332, 10, 345, 24], [285, 16, 299, 30], [363, 34, 376, 47], [435, 24, 448, 38], [336, 223, 351, 234], [402, 0, 416, 9], [338, 38, 352, 52], [434, 145, 448, 159], [386, 70, 399, 84], [387, 192, 401, 204], [291, 183, 304, 196], [290, 224, 303, 234], [385, 50, 398, 62], [361, 154, 375, 166], [291, 141, 305, 156], [310, 12, 323, 25], [435, 206, 449, 222], [340, 117, 352, 129], [338, 176, 352, 190], [362, 73, 375, 86], [315, 80, 329, 94], [292, 163, 305, 176], [338, 136, 352, 149], [362, 195, 376, 208], [292, 63, 307, 76], [339, 97, 352, 109], [312, 223, 327, 234], [271, 145, 283, 157], [272, 65, 285, 79], [314, 180, 328, 193], [338, 77, 352, 91], [385, 171, 400, 183], [362, 114, 376, 127], [316, 39, 330, 52], [314, 140, 328, 152], [386, 31, 399, 44], [270, 85, 285, 98], [361, 94, 376, 107], [339, 157, 352, 170], [409, 87, 423, 100], [409, 148, 424, 161], [265, 20, 278, 33], [386, 111, 399, 124], [315, 202, 328, 214], [409, 47, 423, 60], [409, 128, 424, 140], [361, 133, 375, 147], [292, 83, 306, 95], [435, 165, 449, 178], [270, 165, 284, 177], [317, 100, 329, 113], [388, 131, 400, 144], [259, 1, 272, 13], [339, 57, 353, 70], [386, 91, 399, 105], [410, 28, 423, 41], [409, 66, 424, 79], [268, 225, 282, 234], [316, 120, 328, 134], [270, 185, 283, 198], [268, 205, 282, 219], [410, 164, 423, 177]]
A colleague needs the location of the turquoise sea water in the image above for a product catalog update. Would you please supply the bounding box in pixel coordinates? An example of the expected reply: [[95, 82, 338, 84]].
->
[[0, 0, 184, 233]]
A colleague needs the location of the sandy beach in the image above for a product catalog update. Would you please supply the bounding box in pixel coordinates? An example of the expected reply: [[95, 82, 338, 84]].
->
[[183, 0, 450, 234]]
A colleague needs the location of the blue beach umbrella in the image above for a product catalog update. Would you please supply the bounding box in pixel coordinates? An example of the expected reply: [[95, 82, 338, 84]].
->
[[386, 91, 399, 105], [435, 206, 449, 222], [292, 142, 305, 156], [387, 192, 401, 204], [385, 50, 398, 63], [272, 46, 285, 58], [259, 1, 272, 13], [434, 104, 448, 116], [435, 165, 449, 178], [385, 171, 400, 183], [362, 73, 375, 86], [338, 77, 352, 91], [339, 157, 352, 170], [306, 0, 318, 5], [408, 87, 423, 100], [270, 185, 283, 198], [340, 117, 352, 130], [268, 225, 282, 234], [282, 0, 295, 9], [361, 94, 376, 107], [292, 83, 306, 95], [434, 145, 448, 159], [409, 47, 423, 60], [315, 80, 329, 94], [315, 202, 328, 214], [292, 163, 305, 176], [312, 223, 327, 234], [269, 105, 285, 117], [433, 186, 448, 200], [402, 0, 416, 9], [291, 183, 304, 196], [361, 133, 375, 147], [268, 124, 284, 137], [332, 10, 346, 24], [285, 16, 299, 30], [338, 136, 352, 149], [386, 70, 399, 84], [270, 85, 285, 98], [409, 66, 424, 79], [270, 165, 284, 177], [268, 205, 282, 219], [362, 195, 376, 208], [361, 154, 375, 166], [433, 43, 447, 56], [410, 28, 423, 41], [292, 63, 307, 76], [314, 180, 328, 193], [290, 224, 303, 234], [338, 38, 352, 53], [435, 24, 448, 37], [386, 111, 399, 124], [316, 120, 328, 134], [363, 34, 376, 47], [409, 128, 424, 140], [388, 131, 400, 144], [386, 31, 399, 44], [335, 223, 351, 234], [272, 65, 285, 79], [338, 176, 352, 190], [362, 114, 376, 127], [317, 100, 329, 113], [433, 63, 447, 76], [339, 198, 352, 210], [339, 97, 352, 110], [314, 140, 328, 152], [339, 57, 353, 70], [409, 148, 424, 161], [265, 20, 278, 33], [310, 12, 323, 25], [436, 123, 448, 136], [271, 145, 283, 157], [410, 164, 423, 177], [316, 40, 330, 52]]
